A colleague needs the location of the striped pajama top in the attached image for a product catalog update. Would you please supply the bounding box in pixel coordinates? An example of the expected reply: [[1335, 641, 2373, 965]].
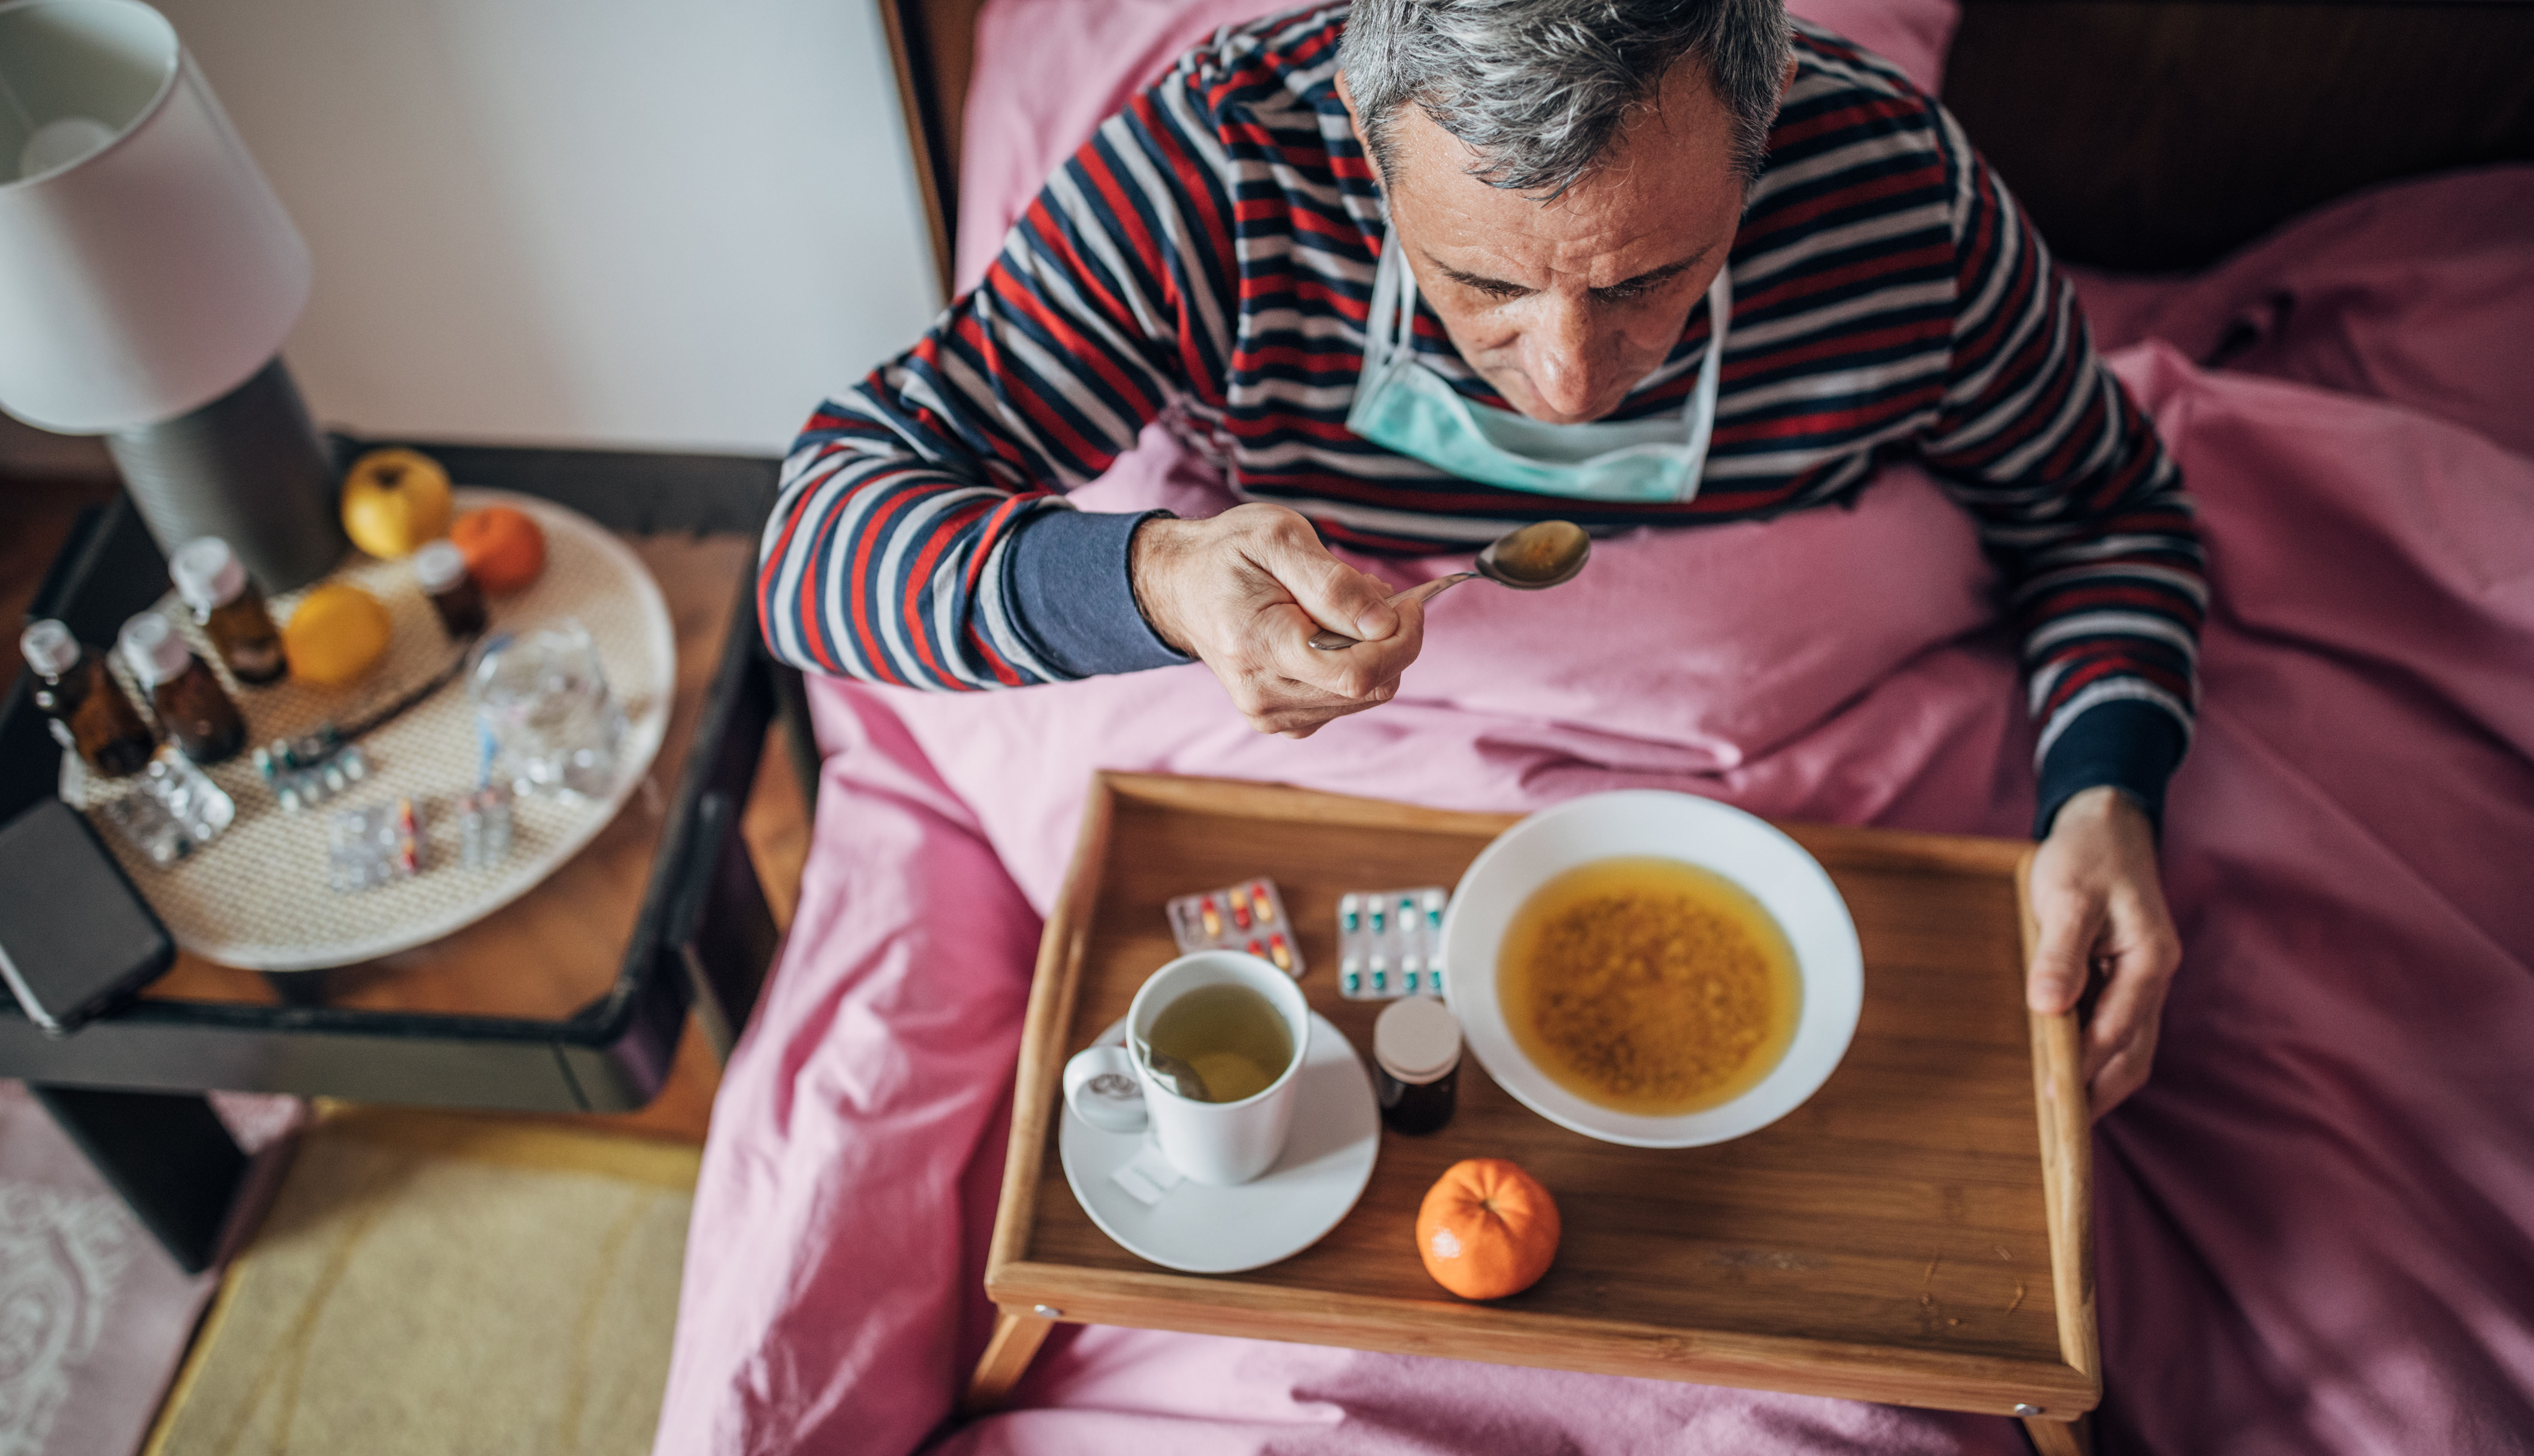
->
[[758, 6, 2205, 831]]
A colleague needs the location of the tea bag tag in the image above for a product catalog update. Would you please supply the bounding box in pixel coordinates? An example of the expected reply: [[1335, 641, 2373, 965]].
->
[[1110, 1140, 1187, 1207]]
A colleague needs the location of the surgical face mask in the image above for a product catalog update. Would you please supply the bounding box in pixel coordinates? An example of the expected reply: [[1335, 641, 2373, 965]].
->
[[1346, 226, 1732, 504]]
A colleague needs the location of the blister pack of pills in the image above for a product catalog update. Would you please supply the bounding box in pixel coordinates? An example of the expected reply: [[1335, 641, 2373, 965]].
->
[[327, 797, 425, 892], [96, 749, 235, 865], [1165, 879, 1302, 977], [1338, 887, 1449, 999]]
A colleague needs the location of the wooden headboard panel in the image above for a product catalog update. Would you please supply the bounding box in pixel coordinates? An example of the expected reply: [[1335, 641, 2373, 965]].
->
[[1942, 1, 2534, 271], [878, 0, 2534, 289]]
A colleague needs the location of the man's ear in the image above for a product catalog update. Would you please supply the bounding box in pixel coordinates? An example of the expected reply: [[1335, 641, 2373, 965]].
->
[[1781, 56, 1798, 97], [1335, 70, 1385, 188]]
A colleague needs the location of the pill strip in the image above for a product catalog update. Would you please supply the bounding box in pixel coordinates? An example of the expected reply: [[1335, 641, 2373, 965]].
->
[[1337, 887, 1449, 1000], [1164, 878, 1303, 978]]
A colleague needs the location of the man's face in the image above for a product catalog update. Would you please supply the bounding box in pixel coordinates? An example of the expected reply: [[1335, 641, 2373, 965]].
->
[[1346, 63, 1749, 426]]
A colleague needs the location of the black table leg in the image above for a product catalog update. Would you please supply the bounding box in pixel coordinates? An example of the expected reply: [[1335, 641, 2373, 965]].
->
[[30, 1084, 248, 1274]]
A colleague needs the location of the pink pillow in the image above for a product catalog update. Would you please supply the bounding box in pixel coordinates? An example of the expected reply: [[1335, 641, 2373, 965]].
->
[[954, 0, 1963, 290]]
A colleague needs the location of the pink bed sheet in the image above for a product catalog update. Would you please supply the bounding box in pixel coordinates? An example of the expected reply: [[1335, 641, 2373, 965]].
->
[[656, 328, 2534, 1456], [659, 5, 2534, 1446]]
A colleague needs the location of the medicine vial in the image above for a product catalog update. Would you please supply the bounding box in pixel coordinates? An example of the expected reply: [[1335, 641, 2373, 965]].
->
[[119, 613, 247, 765], [1373, 995, 1463, 1136], [412, 539, 487, 639], [169, 537, 286, 685], [20, 620, 156, 777]]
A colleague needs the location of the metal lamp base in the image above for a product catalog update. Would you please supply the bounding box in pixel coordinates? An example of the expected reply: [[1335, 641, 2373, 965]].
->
[[107, 358, 346, 592]]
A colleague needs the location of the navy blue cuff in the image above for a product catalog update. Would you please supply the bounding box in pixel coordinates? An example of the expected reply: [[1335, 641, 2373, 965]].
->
[[2034, 697, 2188, 840], [999, 506, 1192, 679]]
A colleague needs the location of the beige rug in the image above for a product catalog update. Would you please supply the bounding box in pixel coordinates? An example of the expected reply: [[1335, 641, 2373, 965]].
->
[[146, 1109, 697, 1456]]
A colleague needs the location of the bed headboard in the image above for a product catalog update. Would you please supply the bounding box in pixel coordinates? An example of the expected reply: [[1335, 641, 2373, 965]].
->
[[1941, 1, 2534, 271], [878, 0, 2534, 289]]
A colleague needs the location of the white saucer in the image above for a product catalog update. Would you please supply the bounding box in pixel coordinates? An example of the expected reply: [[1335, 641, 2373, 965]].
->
[[1060, 1011, 1379, 1274]]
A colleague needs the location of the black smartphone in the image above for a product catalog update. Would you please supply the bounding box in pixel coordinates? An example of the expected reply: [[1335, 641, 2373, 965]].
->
[[0, 798, 174, 1036]]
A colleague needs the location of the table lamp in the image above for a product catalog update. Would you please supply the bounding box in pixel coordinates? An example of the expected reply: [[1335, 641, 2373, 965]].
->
[[0, 0, 343, 591]]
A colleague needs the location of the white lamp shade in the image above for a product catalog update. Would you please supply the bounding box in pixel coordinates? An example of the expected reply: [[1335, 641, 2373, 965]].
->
[[0, 0, 309, 433]]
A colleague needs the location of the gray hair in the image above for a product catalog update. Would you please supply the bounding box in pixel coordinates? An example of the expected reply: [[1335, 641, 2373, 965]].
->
[[1339, 0, 1795, 197]]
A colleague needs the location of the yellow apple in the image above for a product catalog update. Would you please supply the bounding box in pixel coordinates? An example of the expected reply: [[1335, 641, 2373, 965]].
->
[[340, 447, 453, 559]]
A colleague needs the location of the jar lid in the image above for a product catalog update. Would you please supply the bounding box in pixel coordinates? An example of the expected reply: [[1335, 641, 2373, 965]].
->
[[412, 539, 468, 593], [118, 613, 192, 687], [1374, 995, 1461, 1084], [169, 537, 245, 611], [19, 619, 78, 676]]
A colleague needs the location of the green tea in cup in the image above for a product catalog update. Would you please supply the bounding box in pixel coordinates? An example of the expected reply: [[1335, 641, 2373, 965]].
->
[[1146, 982, 1295, 1104]]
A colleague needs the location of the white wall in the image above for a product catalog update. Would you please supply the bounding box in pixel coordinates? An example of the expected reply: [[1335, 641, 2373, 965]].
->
[[151, 0, 944, 455]]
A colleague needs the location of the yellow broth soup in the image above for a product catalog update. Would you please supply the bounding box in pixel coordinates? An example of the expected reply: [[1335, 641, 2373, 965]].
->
[[1499, 856, 1801, 1116]]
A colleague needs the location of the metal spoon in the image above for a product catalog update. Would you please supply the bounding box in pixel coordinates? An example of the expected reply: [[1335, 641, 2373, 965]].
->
[[1309, 519, 1592, 650], [1131, 1032, 1213, 1102]]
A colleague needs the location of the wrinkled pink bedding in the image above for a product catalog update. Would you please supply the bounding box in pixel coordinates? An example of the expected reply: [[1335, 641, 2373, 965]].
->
[[657, 9, 2534, 1447]]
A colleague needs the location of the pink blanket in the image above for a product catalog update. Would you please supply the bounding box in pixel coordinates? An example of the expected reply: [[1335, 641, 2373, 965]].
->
[[656, 226, 2534, 1456]]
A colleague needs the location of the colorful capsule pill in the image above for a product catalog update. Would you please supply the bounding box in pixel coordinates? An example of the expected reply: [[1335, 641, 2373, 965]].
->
[[1371, 903, 1387, 933], [1200, 897, 1221, 937], [1253, 883, 1278, 923], [1247, 937, 1265, 958], [1341, 895, 1360, 933], [1268, 933, 1291, 971], [1231, 890, 1252, 930]]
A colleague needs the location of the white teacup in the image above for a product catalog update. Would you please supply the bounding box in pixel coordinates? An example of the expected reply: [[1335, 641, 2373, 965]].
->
[[1062, 950, 1310, 1186]]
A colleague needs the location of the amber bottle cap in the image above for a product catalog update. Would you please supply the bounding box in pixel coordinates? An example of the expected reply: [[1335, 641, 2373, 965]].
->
[[170, 537, 247, 611], [118, 613, 193, 687], [1374, 995, 1462, 1084], [20, 619, 79, 677]]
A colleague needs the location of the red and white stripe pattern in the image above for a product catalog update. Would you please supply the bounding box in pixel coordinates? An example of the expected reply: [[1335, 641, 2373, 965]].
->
[[759, 5, 2201, 765]]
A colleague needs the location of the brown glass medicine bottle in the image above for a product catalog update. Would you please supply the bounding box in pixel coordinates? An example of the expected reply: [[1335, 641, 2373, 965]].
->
[[170, 537, 286, 685], [411, 540, 487, 639], [1373, 995, 1462, 1136], [119, 613, 247, 765], [20, 620, 157, 777]]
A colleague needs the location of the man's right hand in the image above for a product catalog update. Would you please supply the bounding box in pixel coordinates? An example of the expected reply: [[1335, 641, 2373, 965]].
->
[[1130, 504, 1426, 738]]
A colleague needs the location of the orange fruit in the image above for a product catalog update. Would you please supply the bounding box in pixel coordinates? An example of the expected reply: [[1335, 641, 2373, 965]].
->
[[1416, 1158, 1560, 1300], [449, 506, 547, 596], [281, 583, 393, 686]]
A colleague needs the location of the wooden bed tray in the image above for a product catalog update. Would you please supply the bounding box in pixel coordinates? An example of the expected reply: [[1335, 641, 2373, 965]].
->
[[973, 773, 2097, 1453]]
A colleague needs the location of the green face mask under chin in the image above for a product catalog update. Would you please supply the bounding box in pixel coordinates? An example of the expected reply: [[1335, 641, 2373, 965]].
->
[[1346, 226, 1731, 504]]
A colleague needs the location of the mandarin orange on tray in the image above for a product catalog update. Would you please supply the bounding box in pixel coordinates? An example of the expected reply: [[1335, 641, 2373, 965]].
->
[[1415, 1157, 1561, 1301], [449, 505, 547, 596]]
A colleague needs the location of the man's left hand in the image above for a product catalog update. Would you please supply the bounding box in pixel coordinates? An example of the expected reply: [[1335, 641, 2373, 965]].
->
[[2024, 785, 2182, 1118]]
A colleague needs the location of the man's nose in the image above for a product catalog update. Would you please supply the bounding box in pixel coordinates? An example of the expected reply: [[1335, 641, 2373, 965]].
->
[[1523, 296, 1613, 421]]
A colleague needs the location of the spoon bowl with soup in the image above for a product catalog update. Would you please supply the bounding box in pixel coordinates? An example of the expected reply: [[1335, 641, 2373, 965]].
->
[[1309, 519, 1590, 650]]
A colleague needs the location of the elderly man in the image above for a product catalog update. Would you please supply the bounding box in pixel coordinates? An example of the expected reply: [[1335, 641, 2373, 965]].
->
[[758, 0, 2199, 1112]]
